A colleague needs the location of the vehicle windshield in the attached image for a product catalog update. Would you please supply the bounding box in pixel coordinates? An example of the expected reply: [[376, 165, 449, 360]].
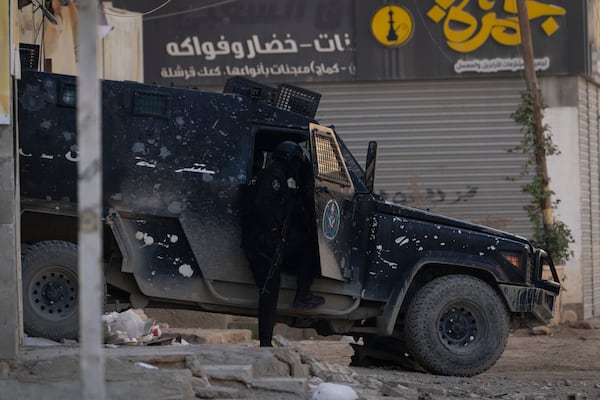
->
[[336, 134, 369, 193]]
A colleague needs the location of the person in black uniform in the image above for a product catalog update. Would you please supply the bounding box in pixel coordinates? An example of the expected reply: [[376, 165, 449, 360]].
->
[[241, 140, 325, 347]]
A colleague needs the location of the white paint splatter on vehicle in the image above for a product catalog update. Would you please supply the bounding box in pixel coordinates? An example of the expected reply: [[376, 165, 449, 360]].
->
[[395, 236, 409, 246], [168, 234, 179, 243], [136, 160, 156, 168], [479, 252, 485, 256], [143, 234, 154, 245], [179, 264, 193, 277], [375, 245, 398, 269], [175, 163, 216, 175], [135, 231, 155, 246], [488, 245, 496, 250]]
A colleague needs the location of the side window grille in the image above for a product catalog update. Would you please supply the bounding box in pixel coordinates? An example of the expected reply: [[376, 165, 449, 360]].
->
[[313, 130, 352, 187], [133, 91, 170, 118], [58, 82, 76, 107]]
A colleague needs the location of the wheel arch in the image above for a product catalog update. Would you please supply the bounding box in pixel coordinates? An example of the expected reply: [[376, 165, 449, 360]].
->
[[20, 209, 142, 304], [378, 260, 506, 336], [21, 209, 119, 260], [21, 210, 79, 246]]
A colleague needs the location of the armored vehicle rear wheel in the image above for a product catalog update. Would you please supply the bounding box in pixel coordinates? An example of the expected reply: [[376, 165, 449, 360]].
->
[[22, 240, 79, 341], [404, 275, 509, 376]]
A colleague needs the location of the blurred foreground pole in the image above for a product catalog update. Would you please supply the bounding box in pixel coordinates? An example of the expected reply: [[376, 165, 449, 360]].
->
[[0, 0, 21, 361], [77, 0, 105, 399], [516, 0, 554, 230]]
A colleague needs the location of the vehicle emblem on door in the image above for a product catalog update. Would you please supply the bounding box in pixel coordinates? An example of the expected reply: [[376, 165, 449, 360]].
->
[[322, 199, 340, 241]]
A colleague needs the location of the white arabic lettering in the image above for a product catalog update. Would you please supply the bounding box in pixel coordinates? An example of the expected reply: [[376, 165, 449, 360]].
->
[[159, 61, 356, 80], [165, 33, 351, 61], [454, 56, 550, 73]]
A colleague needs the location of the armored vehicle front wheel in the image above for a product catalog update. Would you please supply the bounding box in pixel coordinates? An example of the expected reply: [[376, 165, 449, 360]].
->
[[404, 275, 509, 376], [22, 240, 79, 341]]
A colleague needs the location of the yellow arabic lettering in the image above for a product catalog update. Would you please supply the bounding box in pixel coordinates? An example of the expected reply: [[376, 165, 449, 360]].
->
[[490, 16, 520, 46], [478, 0, 495, 11], [443, 0, 479, 44], [504, 0, 565, 20], [428, 0, 566, 53]]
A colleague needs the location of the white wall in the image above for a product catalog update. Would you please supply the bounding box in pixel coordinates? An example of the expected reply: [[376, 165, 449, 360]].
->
[[544, 107, 583, 310]]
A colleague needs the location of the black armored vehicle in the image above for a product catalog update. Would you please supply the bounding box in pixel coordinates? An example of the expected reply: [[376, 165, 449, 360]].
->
[[18, 70, 560, 376]]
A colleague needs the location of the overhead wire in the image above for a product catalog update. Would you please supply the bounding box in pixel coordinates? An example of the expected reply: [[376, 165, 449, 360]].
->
[[101, 0, 172, 17], [101, 0, 238, 20], [144, 0, 238, 21]]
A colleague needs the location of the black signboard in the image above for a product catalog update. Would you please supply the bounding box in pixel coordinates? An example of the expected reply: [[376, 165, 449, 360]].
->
[[113, 0, 356, 86], [113, 0, 588, 85], [354, 0, 587, 80]]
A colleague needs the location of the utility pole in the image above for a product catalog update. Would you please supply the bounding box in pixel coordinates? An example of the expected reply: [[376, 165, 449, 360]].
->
[[77, 0, 105, 398], [516, 0, 555, 231]]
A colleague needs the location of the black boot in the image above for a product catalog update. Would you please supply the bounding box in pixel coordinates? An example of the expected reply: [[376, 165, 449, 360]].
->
[[293, 292, 325, 308]]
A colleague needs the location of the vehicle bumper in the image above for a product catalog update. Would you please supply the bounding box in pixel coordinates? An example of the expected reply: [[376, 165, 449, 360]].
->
[[498, 284, 557, 325]]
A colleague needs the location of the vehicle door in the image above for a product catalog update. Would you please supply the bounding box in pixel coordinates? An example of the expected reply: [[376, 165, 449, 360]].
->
[[309, 123, 355, 281]]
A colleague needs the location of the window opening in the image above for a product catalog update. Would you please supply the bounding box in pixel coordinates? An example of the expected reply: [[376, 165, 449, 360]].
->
[[133, 91, 170, 118]]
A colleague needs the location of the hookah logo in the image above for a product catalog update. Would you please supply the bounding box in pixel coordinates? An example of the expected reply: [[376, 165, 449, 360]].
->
[[371, 5, 414, 47]]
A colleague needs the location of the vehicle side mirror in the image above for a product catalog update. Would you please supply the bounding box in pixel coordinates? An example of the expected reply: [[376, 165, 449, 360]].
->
[[365, 141, 378, 193]]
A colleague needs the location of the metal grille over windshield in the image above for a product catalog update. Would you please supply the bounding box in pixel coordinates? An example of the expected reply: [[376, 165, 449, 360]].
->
[[312, 129, 352, 187]]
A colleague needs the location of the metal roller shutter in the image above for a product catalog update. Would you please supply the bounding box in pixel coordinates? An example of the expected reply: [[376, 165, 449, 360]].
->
[[303, 79, 533, 237]]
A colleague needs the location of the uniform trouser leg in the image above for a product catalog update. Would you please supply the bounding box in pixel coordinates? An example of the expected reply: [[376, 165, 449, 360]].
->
[[249, 257, 281, 347], [286, 239, 318, 299]]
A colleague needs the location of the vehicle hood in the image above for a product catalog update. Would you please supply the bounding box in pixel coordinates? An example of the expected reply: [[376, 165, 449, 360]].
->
[[375, 200, 532, 247]]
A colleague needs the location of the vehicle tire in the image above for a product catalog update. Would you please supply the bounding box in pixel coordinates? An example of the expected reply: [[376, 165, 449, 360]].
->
[[404, 275, 509, 376], [22, 240, 79, 341]]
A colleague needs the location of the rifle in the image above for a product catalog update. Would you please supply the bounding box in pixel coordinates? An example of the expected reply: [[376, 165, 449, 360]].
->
[[261, 213, 290, 295]]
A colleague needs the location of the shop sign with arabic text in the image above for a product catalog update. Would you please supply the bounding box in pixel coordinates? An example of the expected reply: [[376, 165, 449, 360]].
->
[[355, 0, 587, 80], [114, 0, 356, 86], [113, 0, 588, 83]]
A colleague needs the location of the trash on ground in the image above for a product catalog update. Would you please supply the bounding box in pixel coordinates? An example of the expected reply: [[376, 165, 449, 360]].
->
[[102, 308, 168, 346]]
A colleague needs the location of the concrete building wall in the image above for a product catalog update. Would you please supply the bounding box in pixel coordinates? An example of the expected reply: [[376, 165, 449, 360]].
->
[[544, 106, 583, 316], [540, 76, 600, 320]]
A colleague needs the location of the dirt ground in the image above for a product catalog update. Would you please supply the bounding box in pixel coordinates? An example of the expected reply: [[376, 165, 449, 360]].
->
[[292, 323, 600, 399], [147, 309, 600, 398]]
